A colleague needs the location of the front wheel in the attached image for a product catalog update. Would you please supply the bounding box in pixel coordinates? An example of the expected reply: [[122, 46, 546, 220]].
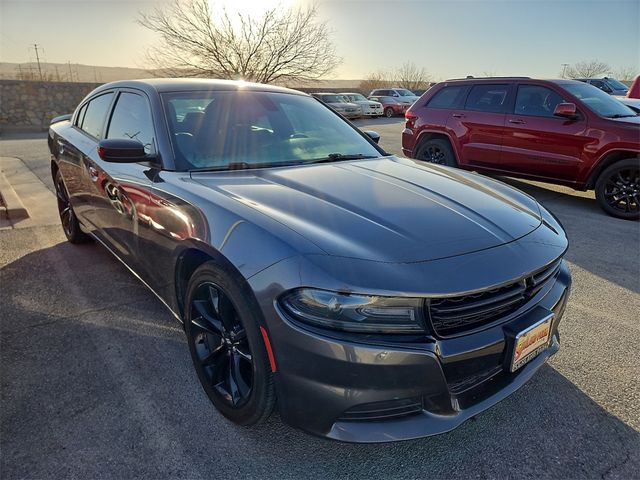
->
[[184, 262, 275, 425], [595, 159, 640, 220], [415, 139, 458, 167], [384, 107, 394, 118]]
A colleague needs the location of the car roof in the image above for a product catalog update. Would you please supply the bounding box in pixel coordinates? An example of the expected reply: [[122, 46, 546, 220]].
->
[[89, 78, 307, 96], [437, 77, 587, 86]]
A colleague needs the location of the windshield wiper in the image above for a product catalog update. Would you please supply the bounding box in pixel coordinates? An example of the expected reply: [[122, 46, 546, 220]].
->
[[307, 153, 378, 164], [190, 162, 267, 172], [606, 114, 637, 118]]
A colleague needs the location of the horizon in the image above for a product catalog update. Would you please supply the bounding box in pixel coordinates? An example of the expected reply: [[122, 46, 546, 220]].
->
[[1, 0, 638, 81]]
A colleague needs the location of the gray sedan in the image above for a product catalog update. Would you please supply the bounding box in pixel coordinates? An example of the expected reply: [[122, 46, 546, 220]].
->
[[48, 79, 570, 442]]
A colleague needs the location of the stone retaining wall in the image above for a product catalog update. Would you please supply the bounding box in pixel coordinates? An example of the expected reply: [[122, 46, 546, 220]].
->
[[0, 80, 101, 133], [0, 80, 368, 133]]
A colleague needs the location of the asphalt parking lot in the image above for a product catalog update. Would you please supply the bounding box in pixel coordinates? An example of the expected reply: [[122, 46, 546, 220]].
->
[[1, 121, 639, 479]]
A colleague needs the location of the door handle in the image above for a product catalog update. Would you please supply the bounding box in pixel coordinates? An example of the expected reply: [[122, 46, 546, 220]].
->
[[509, 119, 526, 125], [452, 113, 465, 118]]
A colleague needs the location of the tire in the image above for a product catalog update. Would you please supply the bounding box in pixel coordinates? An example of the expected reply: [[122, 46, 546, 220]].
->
[[415, 138, 458, 167], [54, 170, 90, 243], [384, 107, 394, 118], [184, 261, 275, 425], [595, 158, 640, 220]]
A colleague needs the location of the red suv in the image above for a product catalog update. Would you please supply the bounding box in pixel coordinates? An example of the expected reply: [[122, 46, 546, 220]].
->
[[402, 77, 640, 219]]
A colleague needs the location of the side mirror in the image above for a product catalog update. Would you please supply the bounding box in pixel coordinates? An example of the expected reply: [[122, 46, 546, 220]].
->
[[392, 93, 399, 97], [97, 139, 153, 163], [553, 103, 578, 119], [364, 130, 380, 144]]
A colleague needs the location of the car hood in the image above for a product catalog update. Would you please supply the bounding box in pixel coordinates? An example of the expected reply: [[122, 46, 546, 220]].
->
[[191, 157, 542, 262], [352, 100, 382, 107], [607, 114, 640, 125]]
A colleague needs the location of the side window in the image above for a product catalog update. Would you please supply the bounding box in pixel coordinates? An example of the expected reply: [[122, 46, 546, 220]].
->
[[107, 92, 155, 154], [426, 86, 468, 109], [81, 93, 114, 139], [514, 85, 565, 118], [75, 103, 88, 127], [464, 84, 510, 113]]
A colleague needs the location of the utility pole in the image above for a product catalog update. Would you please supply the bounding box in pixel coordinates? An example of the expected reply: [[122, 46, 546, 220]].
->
[[67, 61, 74, 82], [561, 63, 569, 79], [32, 43, 43, 81]]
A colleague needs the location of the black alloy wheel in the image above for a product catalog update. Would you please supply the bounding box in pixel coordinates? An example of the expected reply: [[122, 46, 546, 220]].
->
[[595, 159, 640, 220], [415, 139, 458, 168], [184, 262, 275, 425], [189, 281, 253, 408], [54, 170, 89, 243]]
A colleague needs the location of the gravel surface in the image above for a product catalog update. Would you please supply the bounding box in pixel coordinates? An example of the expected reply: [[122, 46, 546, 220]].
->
[[1, 125, 638, 479]]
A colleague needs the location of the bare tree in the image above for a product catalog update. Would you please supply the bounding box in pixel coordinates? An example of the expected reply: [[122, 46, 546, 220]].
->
[[138, 0, 340, 84], [394, 62, 431, 90], [613, 65, 639, 81], [359, 70, 393, 92], [563, 59, 611, 78]]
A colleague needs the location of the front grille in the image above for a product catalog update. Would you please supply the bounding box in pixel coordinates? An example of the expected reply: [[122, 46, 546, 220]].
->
[[338, 398, 423, 422], [428, 260, 562, 337]]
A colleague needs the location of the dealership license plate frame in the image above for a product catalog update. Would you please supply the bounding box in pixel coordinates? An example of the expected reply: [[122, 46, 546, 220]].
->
[[510, 313, 554, 372]]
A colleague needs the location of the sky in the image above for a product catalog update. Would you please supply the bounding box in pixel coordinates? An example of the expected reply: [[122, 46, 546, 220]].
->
[[1, 0, 639, 80]]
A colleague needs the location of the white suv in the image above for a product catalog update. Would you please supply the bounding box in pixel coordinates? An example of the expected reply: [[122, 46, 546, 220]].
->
[[369, 88, 420, 105]]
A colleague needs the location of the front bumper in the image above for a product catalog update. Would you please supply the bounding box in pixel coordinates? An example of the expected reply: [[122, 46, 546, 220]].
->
[[257, 261, 571, 442]]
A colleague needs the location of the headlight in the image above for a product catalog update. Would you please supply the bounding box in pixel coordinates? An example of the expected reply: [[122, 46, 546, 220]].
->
[[279, 288, 425, 333]]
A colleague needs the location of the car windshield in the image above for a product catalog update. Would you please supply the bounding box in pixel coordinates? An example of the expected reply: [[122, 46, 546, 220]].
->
[[605, 79, 628, 91], [345, 93, 367, 101], [397, 89, 415, 97], [563, 83, 636, 118], [162, 91, 381, 171], [321, 95, 346, 103]]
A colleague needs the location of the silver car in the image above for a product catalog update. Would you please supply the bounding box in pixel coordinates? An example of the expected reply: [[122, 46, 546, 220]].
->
[[341, 92, 383, 117], [312, 93, 362, 118]]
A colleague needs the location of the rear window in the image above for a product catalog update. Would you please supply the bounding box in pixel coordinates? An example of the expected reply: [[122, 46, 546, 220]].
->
[[465, 84, 510, 113], [427, 86, 468, 109], [81, 93, 114, 139]]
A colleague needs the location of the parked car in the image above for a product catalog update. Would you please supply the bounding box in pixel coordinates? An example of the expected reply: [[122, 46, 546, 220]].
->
[[311, 93, 361, 118], [627, 75, 640, 99], [48, 78, 571, 442], [616, 96, 640, 113], [369, 95, 409, 117], [369, 88, 420, 105], [341, 92, 383, 117], [402, 77, 640, 219], [575, 77, 629, 96]]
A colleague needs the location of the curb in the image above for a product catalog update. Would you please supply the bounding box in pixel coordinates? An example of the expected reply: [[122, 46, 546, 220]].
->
[[0, 170, 29, 221]]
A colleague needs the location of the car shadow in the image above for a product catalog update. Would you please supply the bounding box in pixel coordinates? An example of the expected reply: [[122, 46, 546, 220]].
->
[[1, 240, 638, 479], [497, 176, 640, 294]]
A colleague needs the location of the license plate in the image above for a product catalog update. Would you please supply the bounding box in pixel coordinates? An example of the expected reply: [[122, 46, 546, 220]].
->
[[510, 315, 553, 372]]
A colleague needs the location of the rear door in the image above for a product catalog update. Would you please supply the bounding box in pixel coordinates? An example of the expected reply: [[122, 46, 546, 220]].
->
[[446, 83, 512, 167], [502, 83, 588, 181]]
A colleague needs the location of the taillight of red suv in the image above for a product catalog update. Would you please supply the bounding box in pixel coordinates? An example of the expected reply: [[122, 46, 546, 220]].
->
[[405, 110, 419, 129]]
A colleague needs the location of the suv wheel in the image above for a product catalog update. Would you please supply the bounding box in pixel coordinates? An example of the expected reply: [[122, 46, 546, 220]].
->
[[415, 139, 458, 168], [595, 159, 639, 220], [384, 107, 394, 118]]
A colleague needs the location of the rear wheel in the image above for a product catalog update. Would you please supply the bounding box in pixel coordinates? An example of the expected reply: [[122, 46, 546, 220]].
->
[[184, 262, 275, 425], [384, 107, 394, 118], [595, 159, 640, 220], [415, 138, 458, 167], [54, 170, 90, 243]]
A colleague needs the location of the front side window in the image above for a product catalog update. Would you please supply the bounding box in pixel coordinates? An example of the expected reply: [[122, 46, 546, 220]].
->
[[162, 91, 382, 171], [514, 85, 565, 118], [106, 92, 155, 154], [563, 83, 636, 118], [465, 84, 510, 113], [81, 93, 114, 139], [427, 86, 468, 109]]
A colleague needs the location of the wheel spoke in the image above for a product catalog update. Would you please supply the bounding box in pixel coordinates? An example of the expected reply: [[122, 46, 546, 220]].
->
[[191, 300, 224, 336], [235, 343, 252, 362], [200, 343, 225, 367], [217, 292, 237, 332], [228, 352, 251, 403]]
